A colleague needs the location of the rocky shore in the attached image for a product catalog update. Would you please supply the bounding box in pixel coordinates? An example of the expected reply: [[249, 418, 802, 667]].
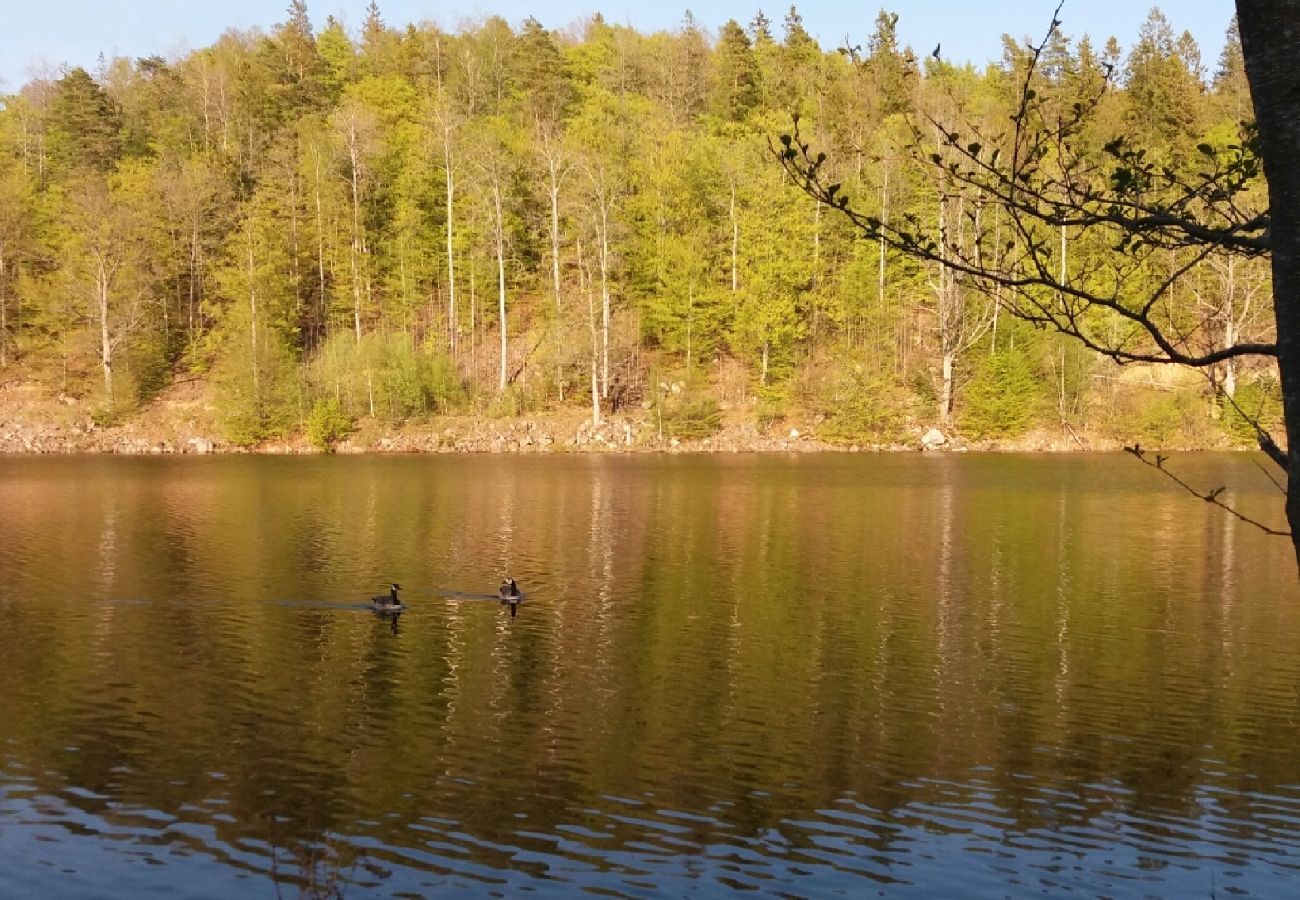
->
[[0, 410, 895, 455], [0, 376, 1135, 456]]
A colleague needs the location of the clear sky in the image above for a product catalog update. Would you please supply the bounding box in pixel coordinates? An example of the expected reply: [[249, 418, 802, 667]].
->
[[0, 1, 1236, 91]]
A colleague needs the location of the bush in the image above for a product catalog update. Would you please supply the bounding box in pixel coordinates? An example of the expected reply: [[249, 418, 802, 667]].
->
[[754, 397, 787, 431], [211, 338, 299, 446], [658, 393, 722, 439], [375, 336, 463, 418], [959, 349, 1043, 439], [308, 332, 464, 423], [306, 397, 354, 451], [818, 366, 913, 444], [1221, 377, 1284, 445], [1101, 386, 1207, 447]]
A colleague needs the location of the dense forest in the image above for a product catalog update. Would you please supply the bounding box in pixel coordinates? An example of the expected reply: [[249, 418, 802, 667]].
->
[[0, 3, 1279, 447]]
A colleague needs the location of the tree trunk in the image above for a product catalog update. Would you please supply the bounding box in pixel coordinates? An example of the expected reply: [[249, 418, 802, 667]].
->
[[190, 216, 202, 343], [1238, 3, 1300, 561], [311, 147, 327, 345], [549, 165, 562, 314], [96, 254, 113, 400], [940, 350, 955, 425], [494, 184, 508, 394], [245, 219, 260, 398], [1222, 256, 1239, 399], [348, 135, 364, 345], [0, 253, 8, 367], [579, 235, 601, 427], [444, 124, 457, 356], [729, 177, 739, 295], [598, 203, 611, 399], [549, 157, 564, 399], [879, 167, 889, 356]]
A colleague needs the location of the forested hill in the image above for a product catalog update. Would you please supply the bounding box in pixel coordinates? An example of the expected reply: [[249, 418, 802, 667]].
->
[[0, 4, 1278, 449]]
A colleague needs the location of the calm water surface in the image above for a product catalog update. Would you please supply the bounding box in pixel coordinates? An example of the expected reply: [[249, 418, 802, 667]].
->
[[1, 453, 1298, 898]]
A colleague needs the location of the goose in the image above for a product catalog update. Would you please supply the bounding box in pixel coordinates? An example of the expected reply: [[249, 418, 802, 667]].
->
[[371, 583, 403, 612], [499, 577, 522, 618]]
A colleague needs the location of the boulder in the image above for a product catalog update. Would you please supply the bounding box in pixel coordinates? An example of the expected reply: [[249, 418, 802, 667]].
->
[[921, 428, 946, 449]]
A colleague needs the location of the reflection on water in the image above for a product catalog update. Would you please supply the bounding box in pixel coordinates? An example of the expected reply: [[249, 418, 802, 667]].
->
[[0, 453, 1298, 898]]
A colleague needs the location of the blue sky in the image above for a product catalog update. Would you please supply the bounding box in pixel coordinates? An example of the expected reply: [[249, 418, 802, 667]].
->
[[1, 1, 1236, 90]]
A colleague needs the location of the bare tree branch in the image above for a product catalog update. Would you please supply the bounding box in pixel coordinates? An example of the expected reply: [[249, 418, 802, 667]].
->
[[1124, 444, 1290, 537]]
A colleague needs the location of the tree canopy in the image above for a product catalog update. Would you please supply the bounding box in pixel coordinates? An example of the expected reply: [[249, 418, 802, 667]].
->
[[0, 5, 1270, 475]]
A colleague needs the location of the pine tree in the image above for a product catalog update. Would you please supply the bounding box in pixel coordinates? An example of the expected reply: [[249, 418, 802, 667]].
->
[[710, 20, 760, 122]]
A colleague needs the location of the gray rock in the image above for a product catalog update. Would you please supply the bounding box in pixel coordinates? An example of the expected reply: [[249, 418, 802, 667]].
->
[[921, 428, 946, 449]]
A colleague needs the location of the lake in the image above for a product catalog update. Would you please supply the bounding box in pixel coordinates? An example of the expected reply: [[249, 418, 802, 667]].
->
[[1, 453, 1298, 898]]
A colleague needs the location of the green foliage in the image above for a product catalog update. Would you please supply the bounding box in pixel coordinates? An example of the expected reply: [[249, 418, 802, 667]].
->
[[309, 332, 464, 423], [754, 397, 787, 430], [486, 384, 540, 419], [46, 68, 122, 176], [211, 338, 300, 446], [0, 7, 1273, 459], [127, 337, 172, 402], [1221, 377, 1284, 445], [818, 366, 914, 444], [306, 397, 355, 450], [1102, 386, 1210, 447], [959, 350, 1044, 439], [657, 391, 723, 439]]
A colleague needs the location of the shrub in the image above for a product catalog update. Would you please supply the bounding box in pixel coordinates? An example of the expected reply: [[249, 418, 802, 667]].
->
[[1102, 386, 1207, 447], [1221, 377, 1284, 445], [308, 332, 465, 423], [306, 397, 354, 451], [658, 393, 722, 439], [818, 366, 913, 444], [486, 383, 540, 418], [959, 349, 1043, 439], [211, 338, 298, 446]]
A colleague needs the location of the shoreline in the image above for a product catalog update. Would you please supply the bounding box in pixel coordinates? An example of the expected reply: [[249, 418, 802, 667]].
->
[[0, 415, 1220, 457], [0, 378, 1241, 457]]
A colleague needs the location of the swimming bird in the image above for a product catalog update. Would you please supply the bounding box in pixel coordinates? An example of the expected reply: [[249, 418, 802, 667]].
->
[[499, 577, 521, 618], [371, 582, 403, 612]]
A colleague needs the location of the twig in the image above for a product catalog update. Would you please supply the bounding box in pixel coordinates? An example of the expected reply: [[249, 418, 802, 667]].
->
[[1124, 444, 1290, 537], [1207, 369, 1289, 473], [1254, 458, 1288, 495]]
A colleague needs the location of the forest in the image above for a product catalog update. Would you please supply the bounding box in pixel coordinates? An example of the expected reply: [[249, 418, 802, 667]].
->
[[0, 3, 1278, 448]]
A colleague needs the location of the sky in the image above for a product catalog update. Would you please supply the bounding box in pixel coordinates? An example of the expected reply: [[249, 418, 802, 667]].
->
[[0, 0, 1237, 91]]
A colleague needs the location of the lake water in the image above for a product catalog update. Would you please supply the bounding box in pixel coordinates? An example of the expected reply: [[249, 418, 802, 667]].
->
[[1, 453, 1298, 898]]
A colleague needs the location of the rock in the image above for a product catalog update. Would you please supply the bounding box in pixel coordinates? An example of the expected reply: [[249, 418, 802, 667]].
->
[[921, 428, 946, 449], [789, 428, 800, 439], [187, 437, 215, 454]]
